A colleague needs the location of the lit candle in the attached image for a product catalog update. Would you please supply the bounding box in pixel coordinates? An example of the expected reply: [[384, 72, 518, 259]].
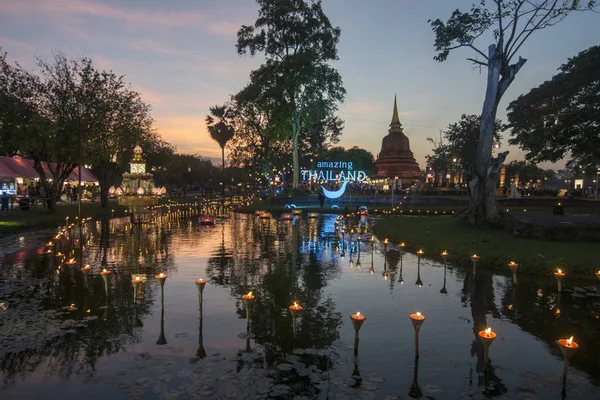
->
[[441, 250, 448, 257], [56, 252, 64, 257], [100, 269, 111, 275], [289, 301, 303, 311], [383, 238, 389, 245], [65, 258, 76, 265], [417, 249, 424, 256], [554, 268, 565, 278], [47, 242, 54, 247], [195, 278, 206, 284], [471, 254, 480, 261], [132, 277, 143, 284], [410, 311, 425, 321], [351, 311, 366, 320], [479, 327, 496, 339], [156, 272, 167, 279], [242, 291, 255, 300], [596, 271, 600, 281], [508, 261, 518, 268], [558, 336, 578, 349], [81, 264, 91, 271]]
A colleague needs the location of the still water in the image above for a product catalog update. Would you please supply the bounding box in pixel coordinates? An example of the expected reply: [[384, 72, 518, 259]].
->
[[1, 213, 599, 400]]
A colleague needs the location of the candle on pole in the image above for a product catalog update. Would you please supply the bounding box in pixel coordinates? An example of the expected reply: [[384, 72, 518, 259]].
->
[[409, 312, 425, 355], [478, 327, 497, 367], [100, 268, 111, 296], [470, 254, 480, 275], [289, 301, 303, 339], [508, 261, 519, 285], [350, 311, 366, 356], [556, 336, 579, 379], [554, 268, 566, 292], [131, 277, 143, 328], [195, 278, 206, 304], [440, 251, 449, 295]]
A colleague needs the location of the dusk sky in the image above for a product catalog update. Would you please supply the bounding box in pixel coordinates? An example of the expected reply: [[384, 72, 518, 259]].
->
[[1, 0, 598, 169]]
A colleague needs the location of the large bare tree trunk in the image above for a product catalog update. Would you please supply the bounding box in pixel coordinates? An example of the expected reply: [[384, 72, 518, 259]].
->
[[468, 45, 504, 225], [468, 45, 526, 226]]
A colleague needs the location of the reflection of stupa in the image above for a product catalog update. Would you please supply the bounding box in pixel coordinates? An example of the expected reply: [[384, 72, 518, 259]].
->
[[117, 145, 159, 222], [375, 96, 421, 185]]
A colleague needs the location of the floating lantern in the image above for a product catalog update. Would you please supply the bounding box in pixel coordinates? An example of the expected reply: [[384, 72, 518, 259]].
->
[[557, 336, 579, 377]]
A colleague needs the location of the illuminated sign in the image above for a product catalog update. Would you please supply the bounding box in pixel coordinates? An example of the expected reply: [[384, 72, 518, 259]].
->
[[301, 160, 367, 199]]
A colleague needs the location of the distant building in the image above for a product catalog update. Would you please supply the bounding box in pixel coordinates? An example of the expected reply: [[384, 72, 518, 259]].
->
[[375, 96, 421, 188]]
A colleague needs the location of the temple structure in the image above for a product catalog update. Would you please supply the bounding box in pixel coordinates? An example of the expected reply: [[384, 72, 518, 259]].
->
[[375, 96, 421, 186]]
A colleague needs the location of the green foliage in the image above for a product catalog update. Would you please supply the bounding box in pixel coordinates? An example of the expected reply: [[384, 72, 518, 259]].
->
[[504, 160, 552, 184], [426, 115, 502, 182], [236, 0, 346, 188], [507, 45, 600, 169], [153, 154, 217, 197], [372, 217, 598, 277], [319, 146, 376, 175]]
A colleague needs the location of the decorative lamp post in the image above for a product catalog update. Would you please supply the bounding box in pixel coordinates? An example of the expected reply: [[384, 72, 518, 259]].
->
[[554, 268, 566, 292], [478, 327, 497, 367], [508, 261, 519, 284], [350, 311, 366, 356]]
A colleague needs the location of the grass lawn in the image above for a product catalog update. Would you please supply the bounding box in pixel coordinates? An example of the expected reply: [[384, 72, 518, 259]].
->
[[372, 216, 599, 279], [0, 202, 128, 238]]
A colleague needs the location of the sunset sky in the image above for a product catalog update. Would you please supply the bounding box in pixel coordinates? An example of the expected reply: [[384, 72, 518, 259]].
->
[[1, 0, 598, 168]]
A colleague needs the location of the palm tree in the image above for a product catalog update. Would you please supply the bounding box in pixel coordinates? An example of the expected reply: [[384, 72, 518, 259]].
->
[[205, 105, 234, 172]]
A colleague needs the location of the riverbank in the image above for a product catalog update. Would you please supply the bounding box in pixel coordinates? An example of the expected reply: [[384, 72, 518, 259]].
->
[[371, 216, 599, 278], [0, 203, 127, 238]]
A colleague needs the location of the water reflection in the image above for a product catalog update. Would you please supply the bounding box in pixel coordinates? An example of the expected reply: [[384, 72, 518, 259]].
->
[[1, 212, 600, 399]]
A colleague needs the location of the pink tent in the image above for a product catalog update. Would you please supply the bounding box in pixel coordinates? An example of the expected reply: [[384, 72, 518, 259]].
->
[[0, 156, 97, 182]]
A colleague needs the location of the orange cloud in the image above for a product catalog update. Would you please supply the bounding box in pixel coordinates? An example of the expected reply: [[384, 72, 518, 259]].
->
[[154, 115, 222, 158]]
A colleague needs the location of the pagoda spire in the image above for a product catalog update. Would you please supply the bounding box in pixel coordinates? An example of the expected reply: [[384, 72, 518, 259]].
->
[[389, 95, 403, 133]]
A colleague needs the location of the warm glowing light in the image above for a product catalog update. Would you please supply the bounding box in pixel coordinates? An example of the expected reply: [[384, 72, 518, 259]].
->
[[47, 242, 54, 246], [156, 272, 166, 279], [471, 254, 479, 260], [195, 278, 206, 283], [485, 327, 491, 336], [351, 311, 365, 320], [566, 336, 573, 346], [417, 249, 424, 255], [441, 250, 448, 256], [417, 312, 421, 317], [101, 268, 110, 275]]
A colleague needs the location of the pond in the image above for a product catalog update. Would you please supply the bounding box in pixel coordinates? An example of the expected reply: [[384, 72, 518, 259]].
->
[[1, 212, 599, 400]]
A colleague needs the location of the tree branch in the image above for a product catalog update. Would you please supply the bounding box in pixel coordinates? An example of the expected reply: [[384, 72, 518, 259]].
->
[[467, 57, 488, 66], [447, 43, 489, 61]]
